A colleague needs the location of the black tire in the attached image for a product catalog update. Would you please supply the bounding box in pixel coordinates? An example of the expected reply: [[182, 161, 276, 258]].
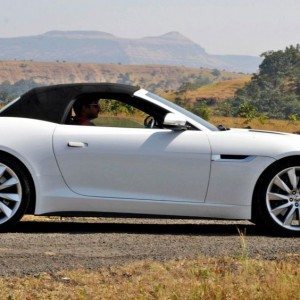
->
[[0, 156, 32, 230], [254, 158, 300, 236]]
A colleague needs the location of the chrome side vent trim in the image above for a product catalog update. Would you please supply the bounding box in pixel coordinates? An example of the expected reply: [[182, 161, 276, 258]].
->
[[249, 129, 285, 135]]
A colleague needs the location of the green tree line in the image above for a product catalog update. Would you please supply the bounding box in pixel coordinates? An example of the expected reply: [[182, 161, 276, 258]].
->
[[0, 79, 41, 103]]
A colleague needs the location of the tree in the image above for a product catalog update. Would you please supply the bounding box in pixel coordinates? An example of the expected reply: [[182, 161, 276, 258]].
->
[[237, 102, 258, 124], [211, 69, 221, 77], [191, 101, 211, 120], [232, 45, 300, 119], [0, 91, 13, 103], [216, 100, 233, 117]]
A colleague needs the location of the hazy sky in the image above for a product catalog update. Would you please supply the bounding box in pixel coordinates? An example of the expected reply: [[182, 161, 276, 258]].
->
[[0, 0, 299, 55]]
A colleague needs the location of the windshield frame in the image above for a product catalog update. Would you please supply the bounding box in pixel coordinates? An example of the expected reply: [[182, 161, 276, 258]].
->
[[0, 97, 20, 114], [134, 89, 218, 131]]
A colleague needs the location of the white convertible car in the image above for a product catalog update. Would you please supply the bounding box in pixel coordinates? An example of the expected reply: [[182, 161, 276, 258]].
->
[[0, 83, 299, 234]]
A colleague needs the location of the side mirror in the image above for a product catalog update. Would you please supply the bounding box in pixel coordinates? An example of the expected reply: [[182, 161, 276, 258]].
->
[[163, 113, 187, 131]]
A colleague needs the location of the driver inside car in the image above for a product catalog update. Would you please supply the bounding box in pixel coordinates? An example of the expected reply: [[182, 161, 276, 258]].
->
[[71, 97, 100, 126]]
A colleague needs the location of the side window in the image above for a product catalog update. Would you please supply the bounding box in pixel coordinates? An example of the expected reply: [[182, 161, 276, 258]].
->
[[95, 99, 146, 128], [67, 94, 169, 129]]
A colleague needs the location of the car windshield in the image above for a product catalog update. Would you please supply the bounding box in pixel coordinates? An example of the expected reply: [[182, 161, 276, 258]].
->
[[146, 92, 218, 131]]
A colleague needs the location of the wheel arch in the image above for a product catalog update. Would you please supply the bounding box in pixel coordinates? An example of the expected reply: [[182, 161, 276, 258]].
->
[[251, 155, 300, 222], [0, 150, 36, 214]]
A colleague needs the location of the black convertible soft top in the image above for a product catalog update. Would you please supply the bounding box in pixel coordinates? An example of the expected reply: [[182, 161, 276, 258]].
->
[[0, 83, 140, 123]]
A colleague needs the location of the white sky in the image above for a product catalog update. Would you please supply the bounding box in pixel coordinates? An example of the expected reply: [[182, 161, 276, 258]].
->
[[0, 0, 299, 55]]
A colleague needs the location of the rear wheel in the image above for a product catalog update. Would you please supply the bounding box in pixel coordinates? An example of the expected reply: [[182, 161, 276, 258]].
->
[[255, 160, 300, 235], [0, 157, 31, 229]]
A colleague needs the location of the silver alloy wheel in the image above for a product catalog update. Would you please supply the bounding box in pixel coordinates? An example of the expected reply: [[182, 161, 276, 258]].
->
[[266, 166, 300, 231], [0, 163, 22, 225]]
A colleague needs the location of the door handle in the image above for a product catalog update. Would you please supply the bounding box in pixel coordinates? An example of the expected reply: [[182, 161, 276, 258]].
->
[[68, 142, 88, 148]]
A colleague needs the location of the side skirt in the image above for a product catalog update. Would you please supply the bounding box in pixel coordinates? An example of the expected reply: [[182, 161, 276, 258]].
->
[[39, 211, 248, 220]]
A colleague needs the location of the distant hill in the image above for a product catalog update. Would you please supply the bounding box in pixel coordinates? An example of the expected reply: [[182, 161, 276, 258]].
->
[[0, 60, 247, 94], [0, 31, 262, 73]]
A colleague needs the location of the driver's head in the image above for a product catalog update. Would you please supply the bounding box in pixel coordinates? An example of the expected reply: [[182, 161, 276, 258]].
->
[[73, 96, 100, 120]]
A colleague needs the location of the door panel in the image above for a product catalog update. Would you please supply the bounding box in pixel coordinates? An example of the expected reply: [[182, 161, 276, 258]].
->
[[53, 126, 211, 202]]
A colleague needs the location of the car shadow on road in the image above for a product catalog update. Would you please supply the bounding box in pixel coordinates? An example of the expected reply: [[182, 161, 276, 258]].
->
[[3, 220, 295, 237]]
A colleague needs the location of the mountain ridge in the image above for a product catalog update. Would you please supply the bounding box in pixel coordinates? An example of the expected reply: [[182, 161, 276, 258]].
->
[[0, 31, 262, 72]]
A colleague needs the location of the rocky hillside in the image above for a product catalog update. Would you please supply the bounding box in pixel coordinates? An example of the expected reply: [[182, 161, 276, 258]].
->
[[0, 60, 247, 92]]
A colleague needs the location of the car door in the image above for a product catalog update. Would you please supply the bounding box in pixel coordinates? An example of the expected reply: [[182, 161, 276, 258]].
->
[[53, 125, 211, 203]]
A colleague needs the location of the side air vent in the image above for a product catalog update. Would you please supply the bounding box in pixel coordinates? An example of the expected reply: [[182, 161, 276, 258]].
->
[[212, 155, 255, 162], [220, 155, 249, 160]]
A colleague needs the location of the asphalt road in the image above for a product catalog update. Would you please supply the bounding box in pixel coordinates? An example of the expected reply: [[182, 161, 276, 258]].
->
[[0, 217, 299, 276]]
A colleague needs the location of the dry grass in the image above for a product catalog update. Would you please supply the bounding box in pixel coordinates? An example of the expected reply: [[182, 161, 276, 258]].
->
[[0, 61, 243, 91], [211, 116, 300, 133], [184, 77, 251, 101], [0, 256, 299, 299], [161, 76, 250, 102]]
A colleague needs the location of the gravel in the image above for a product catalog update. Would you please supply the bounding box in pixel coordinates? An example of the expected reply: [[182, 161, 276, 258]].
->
[[0, 217, 299, 276]]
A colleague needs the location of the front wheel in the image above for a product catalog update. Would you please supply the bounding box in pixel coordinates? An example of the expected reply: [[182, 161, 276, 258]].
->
[[255, 160, 300, 235], [0, 157, 31, 229]]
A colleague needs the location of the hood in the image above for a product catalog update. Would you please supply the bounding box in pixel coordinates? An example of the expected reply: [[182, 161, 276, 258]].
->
[[207, 128, 300, 159]]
